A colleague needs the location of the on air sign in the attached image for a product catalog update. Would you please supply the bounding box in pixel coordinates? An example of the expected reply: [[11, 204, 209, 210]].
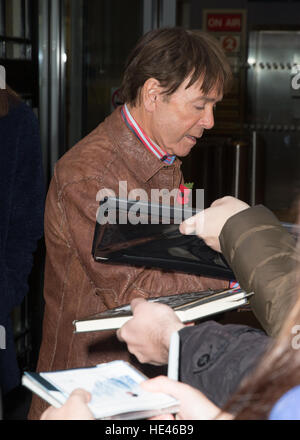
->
[[206, 13, 242, 32], [202, 9, 247, 134]]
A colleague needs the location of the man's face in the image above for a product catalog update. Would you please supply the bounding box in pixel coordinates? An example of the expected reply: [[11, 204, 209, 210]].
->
[[147, 76, 222, 157]]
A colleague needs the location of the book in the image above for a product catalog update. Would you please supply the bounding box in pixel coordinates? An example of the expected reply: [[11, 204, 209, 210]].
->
[[22, 360, 179, 420], [73, 287, 253, 334], [92, 197, 235, 280]]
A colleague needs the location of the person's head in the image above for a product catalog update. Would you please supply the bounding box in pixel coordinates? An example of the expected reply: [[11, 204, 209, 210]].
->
[[119, 27, 232, 158], [0, 86, 20, 118], [224, 266, 300, 419]]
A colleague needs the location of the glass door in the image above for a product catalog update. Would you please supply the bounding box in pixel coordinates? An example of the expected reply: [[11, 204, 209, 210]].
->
[[247, 30, 300, 222], [82, 0, 143, 135], [65, 0, 177, 147], [0, 0, 38, 108]]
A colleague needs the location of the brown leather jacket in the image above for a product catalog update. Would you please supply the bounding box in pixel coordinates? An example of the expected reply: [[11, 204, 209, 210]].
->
[[29, 107, 227, 419]]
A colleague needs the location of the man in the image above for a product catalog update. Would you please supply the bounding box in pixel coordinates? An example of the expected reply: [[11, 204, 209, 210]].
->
[[117, 196, 299, 406], [28, 28, 232, 419]]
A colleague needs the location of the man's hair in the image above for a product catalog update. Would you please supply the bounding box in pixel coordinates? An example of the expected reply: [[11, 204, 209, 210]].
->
[[120, 27, 232, 106]]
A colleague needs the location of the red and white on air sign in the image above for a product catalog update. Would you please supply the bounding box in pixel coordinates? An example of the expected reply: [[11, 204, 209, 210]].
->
[[206, 14, 242, 32], [220, 35, 240, 53]]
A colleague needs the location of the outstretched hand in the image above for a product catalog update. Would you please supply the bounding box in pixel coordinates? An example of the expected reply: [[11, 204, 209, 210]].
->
[[40, 389, 94, 420], [142, 376, 232, 420], [180, 196, 249, 252], [117, 298, 184, 365]]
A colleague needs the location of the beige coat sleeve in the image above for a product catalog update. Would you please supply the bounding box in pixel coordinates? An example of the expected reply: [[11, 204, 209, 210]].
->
[[220, 205, 299, 337]]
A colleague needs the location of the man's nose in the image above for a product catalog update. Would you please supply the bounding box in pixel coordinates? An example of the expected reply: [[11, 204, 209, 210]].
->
[[198, 107, 215, 130]]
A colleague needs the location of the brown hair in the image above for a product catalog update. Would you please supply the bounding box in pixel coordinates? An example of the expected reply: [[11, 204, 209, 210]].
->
[[120, 27, 232, 106], [223, 287, 300, 419], [0, 86, 21, 118]]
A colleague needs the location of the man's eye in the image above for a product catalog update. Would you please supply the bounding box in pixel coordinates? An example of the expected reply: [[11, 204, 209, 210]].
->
[[195, 106, 204, 111]]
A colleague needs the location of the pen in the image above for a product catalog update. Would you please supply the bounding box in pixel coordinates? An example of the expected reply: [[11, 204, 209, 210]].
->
[[167, 331, 180, 381]]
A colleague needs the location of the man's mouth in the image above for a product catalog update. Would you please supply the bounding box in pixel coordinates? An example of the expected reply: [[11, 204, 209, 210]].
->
[[185, 134, 199, 144]]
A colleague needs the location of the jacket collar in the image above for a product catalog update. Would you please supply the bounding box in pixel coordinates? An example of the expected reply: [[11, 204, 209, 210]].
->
[[121, 104, 176, 165], [105, 107, 181, 183]]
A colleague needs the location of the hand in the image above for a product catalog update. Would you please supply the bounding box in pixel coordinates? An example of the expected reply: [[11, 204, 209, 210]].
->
[[180, 196, 249, 252], [117, 298, 184, 365], [142, 376, 233, 420], [40, 389, 95, 420]]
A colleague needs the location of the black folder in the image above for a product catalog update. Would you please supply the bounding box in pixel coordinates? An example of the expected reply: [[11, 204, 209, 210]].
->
[[92, 197, 235, 280]]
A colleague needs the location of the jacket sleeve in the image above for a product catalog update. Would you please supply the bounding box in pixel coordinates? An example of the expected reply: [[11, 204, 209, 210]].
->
[[0, 105, 45, 323], [219, 205, 299, 337], [178, 320, 270, 408]]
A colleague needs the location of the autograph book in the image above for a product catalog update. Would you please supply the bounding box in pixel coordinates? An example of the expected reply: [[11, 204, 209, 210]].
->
[[22, 360, 179, 420], [73, 287, 253, 333]]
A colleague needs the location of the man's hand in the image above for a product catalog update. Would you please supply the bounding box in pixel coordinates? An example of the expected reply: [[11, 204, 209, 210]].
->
[[40, 389, 94, 420], [180, 196, 249, 252], [142, 376, 232, 420], [117, 298, 184, 365]]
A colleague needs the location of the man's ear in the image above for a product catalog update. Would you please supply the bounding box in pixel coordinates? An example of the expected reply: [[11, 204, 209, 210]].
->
[[142, 78, 163, 112]]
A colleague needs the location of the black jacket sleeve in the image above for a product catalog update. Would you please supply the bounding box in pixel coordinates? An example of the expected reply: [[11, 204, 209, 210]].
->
[[0, 103, 45, 323], [178, 320, 270, 408]]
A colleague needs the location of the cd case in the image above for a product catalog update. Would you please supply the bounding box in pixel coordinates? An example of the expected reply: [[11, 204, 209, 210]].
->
[[92, 197, 235, 280]]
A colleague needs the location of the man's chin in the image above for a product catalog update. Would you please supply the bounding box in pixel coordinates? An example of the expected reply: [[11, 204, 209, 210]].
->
[[176, 145, 195, 157], [165, 142, 197, 158], [176, 151, 191, 158]]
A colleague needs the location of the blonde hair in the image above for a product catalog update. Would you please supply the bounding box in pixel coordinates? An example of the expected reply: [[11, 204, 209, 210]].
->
[[223, 285, 300, 419]]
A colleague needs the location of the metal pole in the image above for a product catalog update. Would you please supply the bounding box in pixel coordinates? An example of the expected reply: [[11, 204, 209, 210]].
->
[[234, 143, 241, 198], [38, 0, 50, 183], [160, 0, 176, 27], [251, 131, 257, 206], [143, 0, 157, 33], [143, 0, 176, 33], [50, 0, 62, 174], [69, 0, 83, 147], [38, 0, 66, 181]]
